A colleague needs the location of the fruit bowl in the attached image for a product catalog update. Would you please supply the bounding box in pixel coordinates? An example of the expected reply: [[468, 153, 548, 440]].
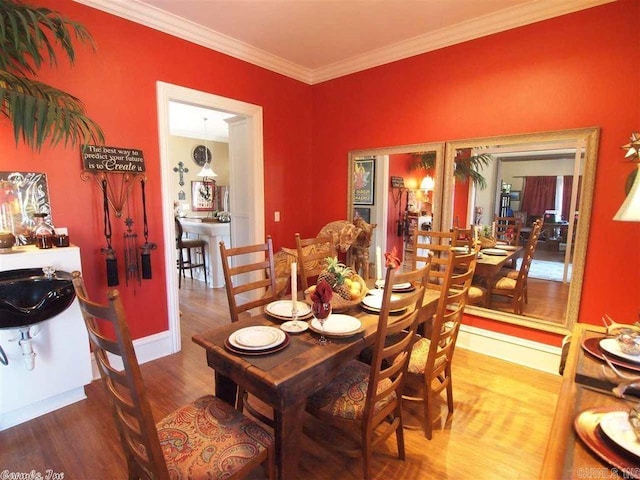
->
[[304, 274, 368, 313]]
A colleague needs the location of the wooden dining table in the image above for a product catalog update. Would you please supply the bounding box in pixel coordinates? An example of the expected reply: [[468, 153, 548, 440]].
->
[[192, 288, 440, 480], [541, 323, 640, 479], [474, 246, 523, 290]]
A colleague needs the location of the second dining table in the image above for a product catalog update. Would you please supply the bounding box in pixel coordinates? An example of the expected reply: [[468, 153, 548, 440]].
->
[[192, 287, 441, 480], [473, 245, 523, 291]]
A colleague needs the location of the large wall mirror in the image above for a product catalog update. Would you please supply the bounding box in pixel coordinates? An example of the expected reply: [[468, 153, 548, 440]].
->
[[442, 128, 600, 334], [347, 142, 444, 270]]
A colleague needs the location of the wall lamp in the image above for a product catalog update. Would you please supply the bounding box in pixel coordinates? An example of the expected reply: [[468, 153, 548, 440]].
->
[[614, 132, 640, 221]]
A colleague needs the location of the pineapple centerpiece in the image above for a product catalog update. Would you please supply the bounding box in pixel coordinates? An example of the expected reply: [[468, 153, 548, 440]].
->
[[304, 257, 368, 312]]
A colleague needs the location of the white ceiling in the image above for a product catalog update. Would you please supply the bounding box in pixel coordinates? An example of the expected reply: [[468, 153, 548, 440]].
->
[[77, 0, 613, 139], [77, 0, 613, 85]]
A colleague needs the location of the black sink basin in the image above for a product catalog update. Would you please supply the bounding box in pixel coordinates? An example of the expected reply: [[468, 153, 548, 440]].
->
[[0, 268, 76, 329]]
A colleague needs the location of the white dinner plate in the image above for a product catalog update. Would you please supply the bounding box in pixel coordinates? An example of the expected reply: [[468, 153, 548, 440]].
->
[[481, 248, 508, 256], [361, 294, 404, 312], [266, 300, 312, 318], [599, 410, 640, 459], [495, 245, 518, 251], [374, 279, 413, 291], [309, 314, 362, 336], [600, 338, 640, 364], [229, 326, 286, 350], [451, 246, 469, 253]]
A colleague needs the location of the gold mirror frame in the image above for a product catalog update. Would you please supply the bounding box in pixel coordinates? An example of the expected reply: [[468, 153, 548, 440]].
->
[[442, 127, 600, 334], [347, 142, 445, 236]]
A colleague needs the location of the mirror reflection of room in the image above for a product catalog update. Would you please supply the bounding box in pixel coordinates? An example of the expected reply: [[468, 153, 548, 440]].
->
[[451, 141, 586, 324]]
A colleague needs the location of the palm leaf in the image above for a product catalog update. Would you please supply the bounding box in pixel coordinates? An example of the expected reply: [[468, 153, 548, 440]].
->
[[0, 0, 102, 150], [412, 151, 493, 190]]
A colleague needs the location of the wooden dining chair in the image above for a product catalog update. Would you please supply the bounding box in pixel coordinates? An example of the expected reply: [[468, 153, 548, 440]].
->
[[295, 232, 337, 292], [219, 236, 279, 322], [412, 229, 485, 307], [402, 247, 479, 439], [70, 272, 275, 480], [219, 237, 279, 425], [494, 215, 522, 247], [489, 219, 543, 314], [175, 217, 207, 289], [305, 261, 430, 480]]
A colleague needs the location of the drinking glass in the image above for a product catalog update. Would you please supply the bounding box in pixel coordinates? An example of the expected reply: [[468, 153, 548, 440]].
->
[[312, 301, 332, 345]]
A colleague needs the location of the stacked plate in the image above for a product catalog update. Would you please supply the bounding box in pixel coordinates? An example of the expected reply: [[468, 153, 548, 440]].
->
[[374, 280, 415, 292], [599, 338, 640, 364], [481, 248, 508, 256], [309, 314, 363, 338], [265, 300, 312, 321], [496, 245, 518, 251], [361, 293, 406, 314], [574, 408, 640, 478], [226, 326, 289, 355]]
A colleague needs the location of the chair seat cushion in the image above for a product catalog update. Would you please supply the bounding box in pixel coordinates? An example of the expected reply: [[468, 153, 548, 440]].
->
[[494, 276, 517, 290], [157, 395, 272, 480], [307, 360, 395, 421], [405, 337, 449, 375], [468, 285, 485, 300]]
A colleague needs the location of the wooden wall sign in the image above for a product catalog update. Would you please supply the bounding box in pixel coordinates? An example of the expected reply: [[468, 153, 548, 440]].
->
[[81, 145, 146, 173]]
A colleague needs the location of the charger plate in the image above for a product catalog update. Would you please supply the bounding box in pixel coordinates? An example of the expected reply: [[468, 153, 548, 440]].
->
[[581, 337, 640, 373], [574, 407, 640, 479], [224, 335, 290, 356]]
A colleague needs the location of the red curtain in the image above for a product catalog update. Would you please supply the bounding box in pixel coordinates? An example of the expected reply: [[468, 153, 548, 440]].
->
[[521, 176, 557, 217], [562, 175, 582, 221]]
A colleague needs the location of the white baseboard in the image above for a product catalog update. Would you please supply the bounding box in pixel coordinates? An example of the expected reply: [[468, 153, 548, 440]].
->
[[457, 324, 562, 375], [90, 330, 174, 380], [1, 388, 87, 431]]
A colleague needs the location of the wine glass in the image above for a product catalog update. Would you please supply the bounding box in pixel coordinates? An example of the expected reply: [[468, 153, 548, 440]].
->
[[312, 301, 332, 345]]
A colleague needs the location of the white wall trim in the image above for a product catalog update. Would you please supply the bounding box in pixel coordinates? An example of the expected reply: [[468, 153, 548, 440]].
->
[[457, 324, 562, 376], [90, 330, 173, 380], [74, 0, 614, 85]]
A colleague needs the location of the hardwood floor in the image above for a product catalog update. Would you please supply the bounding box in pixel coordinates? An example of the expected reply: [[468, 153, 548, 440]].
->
[[0, 279, 561, 479]]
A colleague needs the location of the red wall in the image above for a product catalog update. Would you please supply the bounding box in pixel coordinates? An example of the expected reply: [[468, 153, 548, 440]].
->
[[311, 0, 640, 345], [1, 0, 638, 346], [0, 0, 313, 338]]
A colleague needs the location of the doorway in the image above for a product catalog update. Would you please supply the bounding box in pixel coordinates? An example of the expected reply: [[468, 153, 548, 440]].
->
[[157, 82, 265, 352]]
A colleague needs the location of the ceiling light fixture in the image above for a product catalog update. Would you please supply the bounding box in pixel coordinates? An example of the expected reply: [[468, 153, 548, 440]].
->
[[197, 117, 217, 178]]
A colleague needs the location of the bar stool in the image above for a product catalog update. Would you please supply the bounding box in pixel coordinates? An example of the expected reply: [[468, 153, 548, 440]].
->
[[175, 217, 207, 288]]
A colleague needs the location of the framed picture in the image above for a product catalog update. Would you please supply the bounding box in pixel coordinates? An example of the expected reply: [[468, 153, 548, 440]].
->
[[353, 207, 371, 223], [0, 171, 50, 245], [353, 158, 375, 205], [509, 191, 521, 201], [191, 180, 216, 211]]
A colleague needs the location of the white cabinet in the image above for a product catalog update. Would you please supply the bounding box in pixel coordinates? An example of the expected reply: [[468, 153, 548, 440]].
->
[[0, 245, 92, 431]]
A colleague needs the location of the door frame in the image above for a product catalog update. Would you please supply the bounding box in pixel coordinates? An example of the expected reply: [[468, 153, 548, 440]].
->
[[157, 81, 264, 352]]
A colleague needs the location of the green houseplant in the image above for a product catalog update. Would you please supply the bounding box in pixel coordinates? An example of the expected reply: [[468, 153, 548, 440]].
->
[[0, 0, 103, 150]]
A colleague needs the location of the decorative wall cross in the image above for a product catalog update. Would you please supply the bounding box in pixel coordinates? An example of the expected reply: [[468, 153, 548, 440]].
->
[[173, 162, 189, 186]]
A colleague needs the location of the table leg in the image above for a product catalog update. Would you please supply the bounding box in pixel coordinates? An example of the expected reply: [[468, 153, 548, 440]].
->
[[214, 370, 238, 406], [274, 402, 306, 480]]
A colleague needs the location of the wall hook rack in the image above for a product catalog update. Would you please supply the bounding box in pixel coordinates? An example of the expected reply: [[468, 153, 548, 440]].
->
[[81, 171, 146, 218]]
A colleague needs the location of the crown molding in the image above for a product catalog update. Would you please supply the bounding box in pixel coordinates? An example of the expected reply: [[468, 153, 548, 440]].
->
[[75, 0, 614, 86], [73, 0, 313, 83], [310, 0, 616, 84]]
